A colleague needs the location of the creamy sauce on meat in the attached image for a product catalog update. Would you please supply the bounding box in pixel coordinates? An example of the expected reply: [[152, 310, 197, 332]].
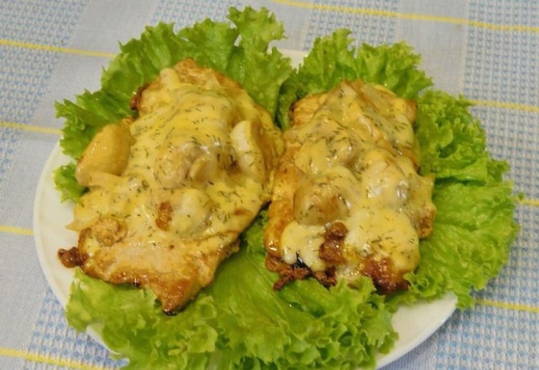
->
[[66, 59, 282, 311], [266, 80, 436, 290]]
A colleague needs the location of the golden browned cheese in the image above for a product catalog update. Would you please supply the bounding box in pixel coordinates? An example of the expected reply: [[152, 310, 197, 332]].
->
[[264, 80, 436, 292], [65, 59, 283, 312]]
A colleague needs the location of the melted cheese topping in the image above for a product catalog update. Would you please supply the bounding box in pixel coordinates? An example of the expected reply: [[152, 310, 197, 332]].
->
[[68, 59, 282, 311], [266, 80, 435, 288]]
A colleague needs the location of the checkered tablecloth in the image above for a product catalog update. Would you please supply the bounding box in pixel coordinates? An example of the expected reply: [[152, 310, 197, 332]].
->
[[1, 1, 537, 369]]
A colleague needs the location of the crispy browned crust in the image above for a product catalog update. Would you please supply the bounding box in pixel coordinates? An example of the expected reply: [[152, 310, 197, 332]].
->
[[155, 201, 173, 231], [58, 247, 87, 268], [361, 257, 409, 293], [266, 222, 348, 290], [266, 254, 340, 290], [313, 268, 338, 287], [319, 222, 348, 265], [265, 254, 311, 290], [130, 83, 148, 112]]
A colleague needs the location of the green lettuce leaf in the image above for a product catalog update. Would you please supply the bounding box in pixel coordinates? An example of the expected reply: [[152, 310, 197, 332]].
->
[[390, 92, 518, 308], [68, 214, 396, 369], [277, 29, 432, 127], [68, 269, 219, 369], [415, 91, 493, 182], [226, 7, 292, 116], [53, 163, 86, 202], [54, 7, 292, 202], [402, 180, 518, 308]]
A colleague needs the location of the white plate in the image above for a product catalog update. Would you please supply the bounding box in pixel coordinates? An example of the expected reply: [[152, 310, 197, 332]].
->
[[33, 49, 456, 368]]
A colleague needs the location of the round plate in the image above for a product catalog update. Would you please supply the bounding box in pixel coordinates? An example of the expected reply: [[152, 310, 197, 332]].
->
[[33, 49, 456, 368]]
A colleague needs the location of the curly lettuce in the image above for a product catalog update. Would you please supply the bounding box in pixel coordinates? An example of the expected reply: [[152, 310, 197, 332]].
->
[[63, 12, 518, 370], [53, 163, 86, 202], [394, 91, 518, 308]]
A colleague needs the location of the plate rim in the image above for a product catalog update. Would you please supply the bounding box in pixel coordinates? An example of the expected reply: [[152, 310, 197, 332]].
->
[[33, 141, 71, 306]]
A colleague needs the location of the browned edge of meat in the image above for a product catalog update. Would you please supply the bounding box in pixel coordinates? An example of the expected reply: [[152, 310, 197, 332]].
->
[[130, 83, 148, 112], [155, 201, 173, 231], [58, 246, 87, 268], [58, 228, 91, 268], [266, 220, 410, 294], [266, 221, 348, 290], [361, 257, 409, 293]]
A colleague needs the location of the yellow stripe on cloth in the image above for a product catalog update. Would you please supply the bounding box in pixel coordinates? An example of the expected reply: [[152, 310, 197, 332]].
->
[[0, 120, 61, 135], [471, 100, 539, 114], [272, 0, 539, 33], [0, 225, 33, 236], [518, 198, 539, 207], [478, 299, 539, 314], [0, 38, 115, 58], [0, 347, 113, 370]]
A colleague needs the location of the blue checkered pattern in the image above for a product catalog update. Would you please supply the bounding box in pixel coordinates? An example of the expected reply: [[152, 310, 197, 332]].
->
[[303, 0, 399, 48], [435, 305, 539, 368], [1, 1, 537, 369], [151, 0, 244, 26], [25, 289, 124, 369], [475, 207, 539, 308]]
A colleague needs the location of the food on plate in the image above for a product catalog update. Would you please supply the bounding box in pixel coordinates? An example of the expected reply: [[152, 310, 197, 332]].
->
[[265, 80, 436, 292], [58, 59, 282, 312], [50, 7, 518, 370]]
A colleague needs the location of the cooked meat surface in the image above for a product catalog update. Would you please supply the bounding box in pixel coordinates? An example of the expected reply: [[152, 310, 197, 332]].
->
[[264, 80, 436, 292], [62, 59, 282, 313]]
